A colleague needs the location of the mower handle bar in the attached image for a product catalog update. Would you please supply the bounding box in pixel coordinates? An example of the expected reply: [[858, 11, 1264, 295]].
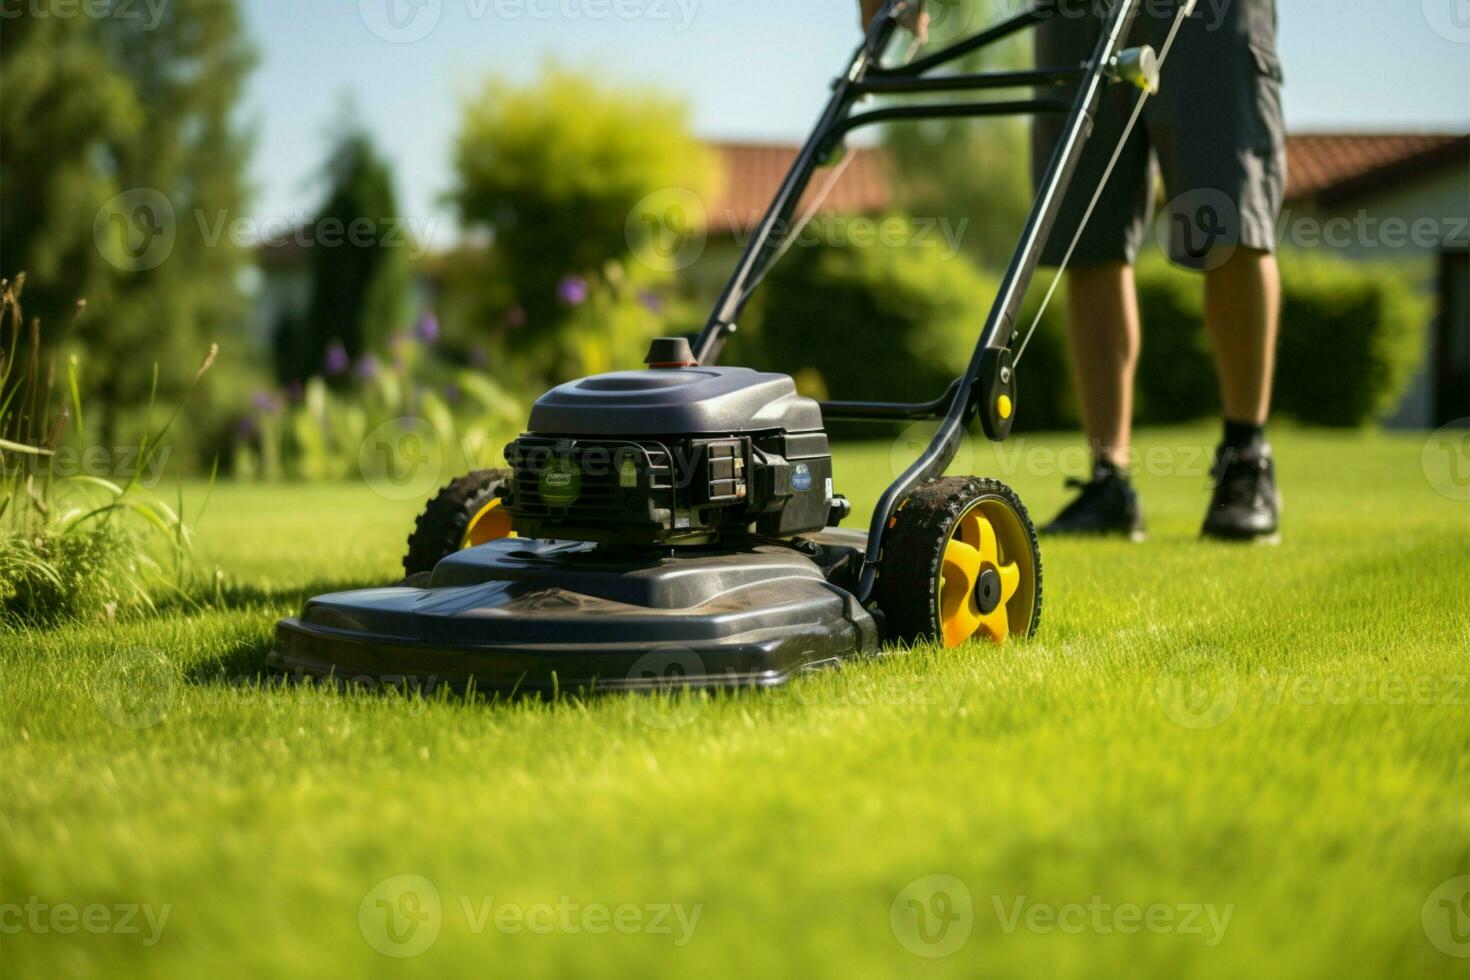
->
[[689, 0, 1150, 601]]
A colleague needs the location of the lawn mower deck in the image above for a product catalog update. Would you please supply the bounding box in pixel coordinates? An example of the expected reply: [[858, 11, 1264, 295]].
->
[[273, 530, 878, 693]]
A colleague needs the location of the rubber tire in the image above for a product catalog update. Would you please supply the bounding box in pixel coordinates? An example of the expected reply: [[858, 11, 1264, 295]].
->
[[402, 469, 512, 577], [873, 476, 1043, 645]]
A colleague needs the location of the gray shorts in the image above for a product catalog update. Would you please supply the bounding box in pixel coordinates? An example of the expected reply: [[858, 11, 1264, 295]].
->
[[1032, 0, 1287, 271]]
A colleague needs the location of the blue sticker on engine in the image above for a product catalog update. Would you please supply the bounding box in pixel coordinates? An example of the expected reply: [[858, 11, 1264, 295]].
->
[[792, 463, 813, 492]]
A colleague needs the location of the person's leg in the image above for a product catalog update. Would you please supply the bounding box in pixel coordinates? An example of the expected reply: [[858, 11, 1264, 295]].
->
[[1032, 4, 1150, 539], [1066, 261, 1141, 469], [1204, 247, 1279, 428]]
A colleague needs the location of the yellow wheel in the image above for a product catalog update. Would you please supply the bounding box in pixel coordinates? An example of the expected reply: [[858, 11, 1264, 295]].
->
[[874, 476, 1041, 646], [402, 469, 515, 577]]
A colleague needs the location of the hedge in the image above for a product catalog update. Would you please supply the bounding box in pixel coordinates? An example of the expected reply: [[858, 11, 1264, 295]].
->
[[742, 227, 1429, 431]]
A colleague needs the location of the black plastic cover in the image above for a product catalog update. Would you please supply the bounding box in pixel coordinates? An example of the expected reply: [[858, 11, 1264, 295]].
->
[[528, 367, 824, 436]]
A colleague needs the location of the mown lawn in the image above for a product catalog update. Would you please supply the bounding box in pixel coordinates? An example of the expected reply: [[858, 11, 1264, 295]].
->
[[2, 425, 1467, 978]]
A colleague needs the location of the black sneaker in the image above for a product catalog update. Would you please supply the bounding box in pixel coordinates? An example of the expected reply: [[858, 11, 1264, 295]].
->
[[1202, 445, 1281, 542], [1041, 469, 1146, 541]]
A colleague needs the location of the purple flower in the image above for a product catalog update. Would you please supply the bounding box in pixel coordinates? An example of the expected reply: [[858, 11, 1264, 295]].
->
[[234, 416, 257, 440], [505, 306, 527, 328], [556, 275, 589, 306], [637, 289, 665, 314], [354, 354, 380, 381], [251, 390, 281, 414], [442, 383, 461, 404], [324, 341, 350, 377], [415, 312, 440, 344]]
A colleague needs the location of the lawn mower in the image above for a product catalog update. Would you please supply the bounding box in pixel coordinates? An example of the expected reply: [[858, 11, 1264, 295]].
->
[[272, 0, 1178, 692]]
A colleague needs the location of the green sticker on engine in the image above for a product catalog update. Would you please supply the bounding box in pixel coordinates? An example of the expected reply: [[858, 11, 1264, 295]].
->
[[540, 457, 582, 506]]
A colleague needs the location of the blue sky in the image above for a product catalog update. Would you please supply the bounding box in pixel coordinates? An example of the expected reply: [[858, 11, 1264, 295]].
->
[[241, 1, 1469, 246]]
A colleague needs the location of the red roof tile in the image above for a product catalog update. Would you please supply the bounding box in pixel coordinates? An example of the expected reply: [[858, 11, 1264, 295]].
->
[[1284, 133, 1466, 202]]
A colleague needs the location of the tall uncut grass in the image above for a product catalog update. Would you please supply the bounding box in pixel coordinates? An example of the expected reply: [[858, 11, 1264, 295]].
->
[[0, 273, 217, 626]]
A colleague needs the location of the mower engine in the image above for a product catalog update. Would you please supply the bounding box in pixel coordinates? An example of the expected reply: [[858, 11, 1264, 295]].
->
[[504, 339, 839, 546]]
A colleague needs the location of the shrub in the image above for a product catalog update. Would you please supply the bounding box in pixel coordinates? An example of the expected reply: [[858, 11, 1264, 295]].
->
[[1133, 257, 1218, 424], [450, 65, 718, 373], [740, 223, 997, 405], [723, 239, 1428, 434], [1130, 254, 1430, 427], [734, 226, 1074, 433], [1272, 253, 1430, 426]]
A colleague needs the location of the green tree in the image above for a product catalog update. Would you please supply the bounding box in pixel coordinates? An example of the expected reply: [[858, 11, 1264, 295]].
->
[[449, 66, 716, 358], [881, 0, 1033, 270], [0, 0, 255, 445], [275, 120, 413, 383]]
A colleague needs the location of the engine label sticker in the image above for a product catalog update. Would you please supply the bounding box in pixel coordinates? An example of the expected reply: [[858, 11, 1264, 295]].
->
[[792, 463, 813, 493], [540, 457, 582, 507]]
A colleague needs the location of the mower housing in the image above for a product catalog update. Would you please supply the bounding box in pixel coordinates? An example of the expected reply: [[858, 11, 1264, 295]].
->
[[504, 367, 835, 545]]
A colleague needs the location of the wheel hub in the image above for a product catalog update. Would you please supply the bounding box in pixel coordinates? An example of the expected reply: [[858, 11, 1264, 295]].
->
[[974, 567, 1002, 615]]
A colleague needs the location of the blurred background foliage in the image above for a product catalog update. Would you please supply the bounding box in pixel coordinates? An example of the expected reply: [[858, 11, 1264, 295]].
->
[[0, 0, 1436, 499]]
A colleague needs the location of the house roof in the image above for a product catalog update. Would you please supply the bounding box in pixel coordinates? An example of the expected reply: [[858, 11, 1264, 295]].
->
[[706, 141, 893, 234], [703, 133, 1469, 231], [1284, 132, 1468, 204]]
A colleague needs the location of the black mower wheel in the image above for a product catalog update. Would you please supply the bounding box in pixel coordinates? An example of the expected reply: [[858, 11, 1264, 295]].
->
[[874, 476, 1042, 647], [402, 469, 514, 577]]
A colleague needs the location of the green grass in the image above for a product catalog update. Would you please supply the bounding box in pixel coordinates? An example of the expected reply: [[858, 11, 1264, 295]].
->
[[3, 425, 1467, 978]]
